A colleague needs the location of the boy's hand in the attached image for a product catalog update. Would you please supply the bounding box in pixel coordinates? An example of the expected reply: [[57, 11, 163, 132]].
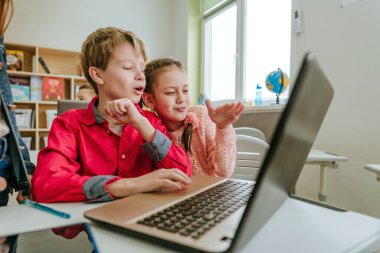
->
[[104, 98, 156, 142], [205, 99, 245, 129], [104, 99, 143, 126], [106, 169, 192, 197]]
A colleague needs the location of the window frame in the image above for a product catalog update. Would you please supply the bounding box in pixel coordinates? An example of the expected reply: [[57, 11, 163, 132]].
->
[[201, 0, 291, 105], [202, 1, 238, 103]]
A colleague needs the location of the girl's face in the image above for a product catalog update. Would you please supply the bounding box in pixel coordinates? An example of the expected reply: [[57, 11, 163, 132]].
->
[[149, 67, 190, 131]]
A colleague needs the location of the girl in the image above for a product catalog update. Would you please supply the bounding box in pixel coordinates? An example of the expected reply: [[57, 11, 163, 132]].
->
[[142, 58, 244, 177]]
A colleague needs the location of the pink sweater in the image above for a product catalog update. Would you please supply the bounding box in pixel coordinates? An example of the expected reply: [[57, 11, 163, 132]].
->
[[168, 105, 236, 177]]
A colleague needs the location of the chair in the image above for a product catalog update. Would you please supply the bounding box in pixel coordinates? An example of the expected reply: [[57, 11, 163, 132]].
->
[[57, 100, 90, 116], [232, 135, 270, 181], [234, 127, 266, 141]]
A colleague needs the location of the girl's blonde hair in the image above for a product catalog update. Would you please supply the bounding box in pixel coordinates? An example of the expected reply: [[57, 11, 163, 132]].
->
[[0, 0, 14, 37], [80, 27, 147, 95], [143, 58, 193, 153]]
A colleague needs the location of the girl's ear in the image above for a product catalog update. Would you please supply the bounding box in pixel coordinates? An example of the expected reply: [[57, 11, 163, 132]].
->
[[142, 93, 155, 109], [88, 67, 104, 85]]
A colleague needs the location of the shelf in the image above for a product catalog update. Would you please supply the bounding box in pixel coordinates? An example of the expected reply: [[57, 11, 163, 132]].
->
[[19, 128, 37, 132], [6, 42, 87, 150], [7, 70, 85, 80], [38, 101, 57, 105]]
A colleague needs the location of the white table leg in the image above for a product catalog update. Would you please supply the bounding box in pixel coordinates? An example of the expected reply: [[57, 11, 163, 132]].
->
[[319, 165, 327, 202]]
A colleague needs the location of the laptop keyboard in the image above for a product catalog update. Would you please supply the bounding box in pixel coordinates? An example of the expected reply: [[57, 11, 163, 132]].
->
[[137, 180, 254, 239]]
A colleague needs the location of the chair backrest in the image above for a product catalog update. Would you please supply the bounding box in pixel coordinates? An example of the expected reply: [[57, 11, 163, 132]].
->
[[233, 135, 270, 181], [234, 127, 266, 141], [57, 100, 90, 116]]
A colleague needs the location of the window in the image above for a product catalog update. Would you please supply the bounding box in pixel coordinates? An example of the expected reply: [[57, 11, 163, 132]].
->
[[202, 0, 292, 105], [203, 4, 237, 101]]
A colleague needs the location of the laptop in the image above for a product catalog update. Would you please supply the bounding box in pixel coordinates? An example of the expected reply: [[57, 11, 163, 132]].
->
[[0, 222, 99, 253], [57, 99, 89, 116], [84, 52, 335, 253]]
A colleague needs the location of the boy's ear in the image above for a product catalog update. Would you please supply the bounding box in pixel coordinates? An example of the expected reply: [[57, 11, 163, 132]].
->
[[142, 93, 155, 109], [88, 67, 104, 85]]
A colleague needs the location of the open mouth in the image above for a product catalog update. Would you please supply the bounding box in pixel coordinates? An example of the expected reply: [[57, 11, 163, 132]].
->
[[134, 86, 144, 92]]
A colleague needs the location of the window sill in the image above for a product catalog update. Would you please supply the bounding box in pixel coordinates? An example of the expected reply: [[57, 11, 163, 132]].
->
[[243, 104, 285, 114]]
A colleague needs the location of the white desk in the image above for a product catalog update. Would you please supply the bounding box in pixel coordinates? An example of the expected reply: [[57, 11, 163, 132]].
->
[[306, 149, 348, 202], [365, 164, 380, 181], [1, 198, 380, 253]]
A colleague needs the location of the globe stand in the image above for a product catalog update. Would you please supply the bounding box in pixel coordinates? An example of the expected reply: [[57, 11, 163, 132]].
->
[[271, 93, 283, 105]]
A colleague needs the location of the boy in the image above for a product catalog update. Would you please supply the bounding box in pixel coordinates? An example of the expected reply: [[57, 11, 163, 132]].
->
[[32, 27, 192, 203], [76, 84, 96, 101]]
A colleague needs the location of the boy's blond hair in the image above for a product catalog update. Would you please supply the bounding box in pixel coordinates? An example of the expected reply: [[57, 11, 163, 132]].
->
[[80, 27, 147, 95]]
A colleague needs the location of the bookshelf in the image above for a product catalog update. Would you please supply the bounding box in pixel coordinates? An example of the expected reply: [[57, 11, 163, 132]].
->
[[5, 42, 88, 150]]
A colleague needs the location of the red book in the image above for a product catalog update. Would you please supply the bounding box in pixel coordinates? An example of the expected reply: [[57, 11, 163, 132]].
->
[[42, 77, 65, 101]]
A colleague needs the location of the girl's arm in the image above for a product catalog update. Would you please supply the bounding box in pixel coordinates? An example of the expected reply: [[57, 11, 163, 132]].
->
[[201, 107, 237, 177], [203, 101, 244, 177]]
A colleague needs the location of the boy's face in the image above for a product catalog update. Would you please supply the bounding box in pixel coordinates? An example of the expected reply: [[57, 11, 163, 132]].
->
[[149, 67, 190, 131], [98, 42, 145, 104]]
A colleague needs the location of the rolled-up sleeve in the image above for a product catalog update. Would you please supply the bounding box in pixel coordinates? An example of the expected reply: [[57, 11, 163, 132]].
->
[[83, 176, 118, 203], [142, 130, 171, 162]]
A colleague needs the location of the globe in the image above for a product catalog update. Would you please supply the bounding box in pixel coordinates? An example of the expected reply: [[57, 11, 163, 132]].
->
[[265, 68, 289, 104]]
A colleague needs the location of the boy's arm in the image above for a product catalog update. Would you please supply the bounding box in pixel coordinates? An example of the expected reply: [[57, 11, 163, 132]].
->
[[141, 111, 192, 176], [104, 100, 192, 176], [31, 115, 119, 203]]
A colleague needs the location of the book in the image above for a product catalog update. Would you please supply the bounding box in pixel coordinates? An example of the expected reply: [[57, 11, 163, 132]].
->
[[42, 77, 65, 101], [9, 76, 30, 101], [30, 76, 42, 101], [6, 50, 24, 71]]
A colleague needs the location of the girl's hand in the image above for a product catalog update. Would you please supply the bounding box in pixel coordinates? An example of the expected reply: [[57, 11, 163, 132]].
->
[[106, 169, 192, 197], [17, 175, 33, 204], [205, 99, 245, 129], [0, 177, 6, 192], [104, 99, 143, 126]]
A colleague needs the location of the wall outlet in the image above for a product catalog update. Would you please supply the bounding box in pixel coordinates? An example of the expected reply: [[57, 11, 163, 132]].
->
[[294, 8, 302, 34]]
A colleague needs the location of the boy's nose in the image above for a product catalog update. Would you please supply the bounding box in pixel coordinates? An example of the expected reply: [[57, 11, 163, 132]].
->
[[136, 69, 145, 81]]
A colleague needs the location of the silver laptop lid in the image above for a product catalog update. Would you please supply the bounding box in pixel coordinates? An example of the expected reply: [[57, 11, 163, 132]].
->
[[230, 52, 334, 252]]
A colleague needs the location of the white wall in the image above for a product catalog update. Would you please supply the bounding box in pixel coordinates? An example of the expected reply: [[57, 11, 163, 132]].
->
[[293, 0, 380, 218], [5, 0, 188, 64]]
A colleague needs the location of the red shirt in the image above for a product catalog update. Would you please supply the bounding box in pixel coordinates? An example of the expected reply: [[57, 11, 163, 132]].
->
[[32, 98, 191, 202]]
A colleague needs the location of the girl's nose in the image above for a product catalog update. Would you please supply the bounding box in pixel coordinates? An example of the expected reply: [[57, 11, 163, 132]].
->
[[176, 92, 185, 103]]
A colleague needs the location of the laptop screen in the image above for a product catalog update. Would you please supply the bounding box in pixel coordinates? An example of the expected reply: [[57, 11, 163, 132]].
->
[[57, 100, 89, 116], [230, 52, 334, 252], [0, 223, 99, 253]]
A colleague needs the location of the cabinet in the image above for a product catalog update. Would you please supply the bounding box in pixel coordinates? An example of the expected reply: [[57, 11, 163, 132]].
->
[[5, 42, 88, 150]]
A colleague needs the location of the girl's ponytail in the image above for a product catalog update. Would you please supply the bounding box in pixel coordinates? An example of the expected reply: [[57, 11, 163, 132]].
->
[[181, 123, 193, 154]]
